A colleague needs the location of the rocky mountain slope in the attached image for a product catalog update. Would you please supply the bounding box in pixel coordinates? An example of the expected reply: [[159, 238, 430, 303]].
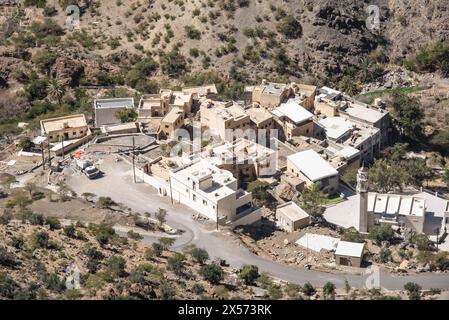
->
[[0, 0, 448, 134]]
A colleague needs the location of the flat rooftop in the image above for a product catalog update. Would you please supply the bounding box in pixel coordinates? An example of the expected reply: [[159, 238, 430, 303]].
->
[[203, 101, 248, 121], [368, 193, 425, 217], [273, 100, 314, 124], [95, 98, 135, 109], [171, 158, 237, 200], [287, 149, 338, 182], [335, 241, 364, 258], [41, 114, 87, 134], [245, 106, 272, 124], [276, 202, 309, 221], [340, 102, 387, 124], [319, 117, 355, 141], [183, 84, 218, 96], [162, 108, 184, 123], [296, 233, 340, 252], [263, 82, 287, 96]]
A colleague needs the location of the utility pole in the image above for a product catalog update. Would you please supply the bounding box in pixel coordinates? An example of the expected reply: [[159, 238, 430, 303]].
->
[[216, 203, 219, 231], [41, 142, 45, 170], [169, 175, 174, 205], [61, 135, 65, 160], [132, 136, 136, 183], [47, 139, 51, 167]]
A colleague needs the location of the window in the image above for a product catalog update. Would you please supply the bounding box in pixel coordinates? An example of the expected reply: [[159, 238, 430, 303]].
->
[[80, 131, 84, 134], [73, 132, 76, 135], [193, 194, 196, 201], [202, 200, 207, 206]]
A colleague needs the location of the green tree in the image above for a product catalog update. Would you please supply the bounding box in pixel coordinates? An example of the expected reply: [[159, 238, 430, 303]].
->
[[47, 79, 66, 106], [276, 15, 302, 39], [160, 282, 176, 300], [19, 137, 33, 151], [368, 224, 395, 245], [199, 264, 225, 284], [106, 256, 126, 278], [154, 208, 167, 227], [410, 234, 434, 251], [301, 183, 326, 218], [31, 49, 57, 75], [247, 181, 271, 206], [190, 247, 209, 265], [115, 108, 138, 123], [390, 92, 424, 141], [239, 265, 259, 285], [323, 282, 336, 300], [404, 282, 421, 300], [158, 237, 175, 250], [160, 50, 187, 77], [167, 252, 186, 277], [402, 159, 434, 188], [369, 159, 406, 193], [302, 282, 316, 297], [30, 231, 50, 249]]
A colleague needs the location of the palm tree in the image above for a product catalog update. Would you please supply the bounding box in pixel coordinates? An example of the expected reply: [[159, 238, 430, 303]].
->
[[301, 183, 326, 220], [47, 79, 66, 106]]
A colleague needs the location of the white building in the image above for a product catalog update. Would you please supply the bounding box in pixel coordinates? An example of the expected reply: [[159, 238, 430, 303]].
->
[[167, 158, 261, 226], [287, 149, 339, 194], [276, 202, 310, 232]]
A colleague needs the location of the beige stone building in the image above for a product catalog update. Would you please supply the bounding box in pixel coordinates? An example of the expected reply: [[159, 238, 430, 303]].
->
[[200, 100, 252, 142], [204, 138, 277, 183], [160, 108, 185, 139], [138, 90, 193, 119], [272, 100, 314, 140], [276, 202, 310, 232], [40, 114, 89, 141], [246, 81, 293, 109]]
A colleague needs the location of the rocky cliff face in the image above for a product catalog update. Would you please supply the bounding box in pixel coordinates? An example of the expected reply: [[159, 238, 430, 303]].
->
[[0, 0, 448, 91]]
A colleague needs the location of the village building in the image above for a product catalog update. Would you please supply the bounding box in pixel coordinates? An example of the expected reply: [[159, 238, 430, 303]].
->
[[160, 89, 194, 115], [41, 114, 89, 141], [324, 167, 449, 236], [203, 138, 277, 183], [335, 241, 365, 267], [314, 87, 391, 147], [94, 98, 135, 127], [40, 114, 91, 155], [159, 108, 185, 140], [244, 105, 275, 134], [100, 122, 139, 135], [246, 81, 294, 109], [140, 156, 261, 226], [318, 116, 381, 163], [138, 94, 167, 118], [200, 100, 252, 142], [276, 201, 310, 232], [287, 149, 339, 194], [293, 83, 318, 110], [338, 101, 391, 148], [138, 90, 193, 119], [182, 84, 218, 100], [272, 100, 314, 140]]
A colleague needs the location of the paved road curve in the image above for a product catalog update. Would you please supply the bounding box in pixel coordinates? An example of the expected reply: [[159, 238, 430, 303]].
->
[[65, 158, 449, 290]]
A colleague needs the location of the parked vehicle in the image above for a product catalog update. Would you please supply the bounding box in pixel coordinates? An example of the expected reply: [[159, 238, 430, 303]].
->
[[84, 165, 100, 179], [75, 159, 99, 179]]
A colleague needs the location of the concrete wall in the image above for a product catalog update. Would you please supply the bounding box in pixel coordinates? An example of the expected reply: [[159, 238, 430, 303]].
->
[[315, 101, 338, 118], [335, 255, 362, 267], [276, 212, 310, 232]]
